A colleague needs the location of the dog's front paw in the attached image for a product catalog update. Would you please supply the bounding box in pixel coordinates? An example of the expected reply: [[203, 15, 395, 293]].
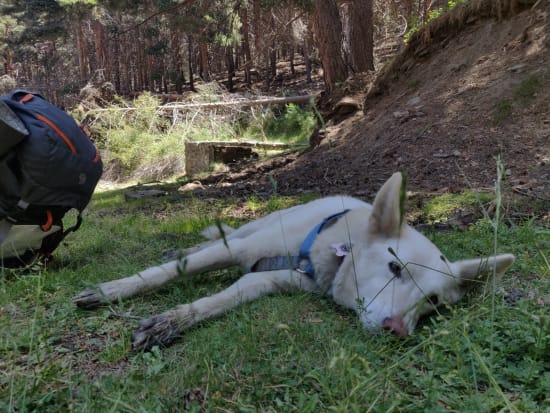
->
[[73, 288, 106, 309], [131, 313, 185, 351]]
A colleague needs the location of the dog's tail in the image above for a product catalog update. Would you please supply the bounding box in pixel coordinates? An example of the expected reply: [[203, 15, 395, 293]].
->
[[201, 223, 235, 240]]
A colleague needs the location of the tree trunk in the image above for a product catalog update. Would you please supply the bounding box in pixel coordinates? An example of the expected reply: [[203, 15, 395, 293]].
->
[[171, 30, 185, 94], [349, 0, 374, 72], [253, 0, 261, 61], [145, 34, 154, 92], [188, 34, 196, 92], [313, 0, 347, 92], [112, 25, 122, 93], [75, 19, 88, 84], [289, 45, 295, 76], [120, 31, 131, 94], [262, 13, 276, 91], [269, 44, 277, 80], [225, 46, 235, 92], [3, 49, 14, 76], [136, 32, 146, 91], [92, 19, 104, 71], [2, 25, 14, 76], [240, 5, 252, 85], [199, 41, 210, 81], [304, 18, 314, 83]]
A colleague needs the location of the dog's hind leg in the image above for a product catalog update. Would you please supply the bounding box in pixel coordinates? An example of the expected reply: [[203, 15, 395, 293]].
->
[[131, 269, 317, 351], [74, 239, 244, 309]]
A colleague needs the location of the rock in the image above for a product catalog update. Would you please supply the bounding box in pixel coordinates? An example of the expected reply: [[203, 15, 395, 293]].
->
[[432, 150, 461, 158], [392, 110, 410, 119], [308, 128, 326, 149], [331, 97, 361, 124], [124, 189, 168, 200], [406, 96, 422, 106], [178, 181, 205, 192], [334, 96, 361, 112], [508, 63, 527, 72]]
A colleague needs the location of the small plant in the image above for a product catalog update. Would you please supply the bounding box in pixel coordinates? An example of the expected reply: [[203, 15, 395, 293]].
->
[[514, 72, 543, 102], [100, 93, 186, 180], [242, 102, 317, 145], [492, 72, 544, 125], [493, 98, 513, 124], [262, 103, 317, 144]]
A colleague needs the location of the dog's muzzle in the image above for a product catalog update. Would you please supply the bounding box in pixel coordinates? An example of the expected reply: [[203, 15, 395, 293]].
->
[[382, 317, 409, 336]]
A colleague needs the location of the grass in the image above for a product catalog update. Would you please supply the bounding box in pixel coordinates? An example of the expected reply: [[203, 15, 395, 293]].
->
[[1, 185, 548, 412], [419, 190, 493, 223], [493, 98, 513, 124], [514, 72, 543, 102]]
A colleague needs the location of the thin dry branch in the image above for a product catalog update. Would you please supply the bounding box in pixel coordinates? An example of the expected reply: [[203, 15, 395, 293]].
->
[[162, 94, 316, 110], [85, 94, 317, 115]]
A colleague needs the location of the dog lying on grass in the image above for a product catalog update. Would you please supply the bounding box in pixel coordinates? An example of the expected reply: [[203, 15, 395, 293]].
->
[[74, 172, 514, 351]]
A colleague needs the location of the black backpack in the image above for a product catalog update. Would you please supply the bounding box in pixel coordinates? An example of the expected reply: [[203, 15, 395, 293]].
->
[[0, 90, 103, 267]]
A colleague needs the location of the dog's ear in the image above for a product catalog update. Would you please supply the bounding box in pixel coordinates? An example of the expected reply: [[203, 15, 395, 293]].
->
[[368, 172, 405, 239], [452, 253, 515, 287]]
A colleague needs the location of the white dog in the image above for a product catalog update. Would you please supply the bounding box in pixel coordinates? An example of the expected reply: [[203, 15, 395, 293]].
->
[[74, 173, 515, 350]]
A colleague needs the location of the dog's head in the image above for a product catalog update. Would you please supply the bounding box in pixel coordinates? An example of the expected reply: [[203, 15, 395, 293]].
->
[[332, 172, 515, 336]]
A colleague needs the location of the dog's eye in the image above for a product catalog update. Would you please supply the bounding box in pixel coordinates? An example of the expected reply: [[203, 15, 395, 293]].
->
[[388, 261, 402, 278]]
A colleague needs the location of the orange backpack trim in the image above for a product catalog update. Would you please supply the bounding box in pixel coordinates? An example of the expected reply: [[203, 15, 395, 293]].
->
[[19, 93, 78, 155], [34, 113, 78, 154], [41, 210, 54, 231], [18, 93, 34, 104]]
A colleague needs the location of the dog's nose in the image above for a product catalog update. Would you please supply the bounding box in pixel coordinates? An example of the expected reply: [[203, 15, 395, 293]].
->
[[382, 317, 409, 336]]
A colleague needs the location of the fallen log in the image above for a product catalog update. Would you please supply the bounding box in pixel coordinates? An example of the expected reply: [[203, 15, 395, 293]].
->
[[163, 94, 316, 111], [85, 94, 317, 115]]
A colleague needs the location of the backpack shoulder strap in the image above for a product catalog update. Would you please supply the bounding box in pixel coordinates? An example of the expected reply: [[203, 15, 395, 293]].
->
[[62, 212, 83, 239]]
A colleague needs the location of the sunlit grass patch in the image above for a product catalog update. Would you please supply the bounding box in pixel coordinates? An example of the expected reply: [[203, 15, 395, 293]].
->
[[414, 190, 492, 224]]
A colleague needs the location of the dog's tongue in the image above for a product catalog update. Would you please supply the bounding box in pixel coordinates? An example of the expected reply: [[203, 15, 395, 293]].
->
[[382, 317, 408, 337]]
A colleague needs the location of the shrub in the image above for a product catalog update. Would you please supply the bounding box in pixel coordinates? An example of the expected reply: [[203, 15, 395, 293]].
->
[[89, 90, 316, 180], [91, 93, 185, 180], [263, 103, 317, 144]]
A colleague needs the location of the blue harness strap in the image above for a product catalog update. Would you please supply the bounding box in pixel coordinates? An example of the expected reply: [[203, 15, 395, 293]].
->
[[250, 209, 350, 279], [297, 209, 350, 279]]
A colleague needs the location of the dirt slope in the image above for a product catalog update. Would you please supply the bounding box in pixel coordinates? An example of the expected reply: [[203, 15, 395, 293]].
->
[[200, 2, 549, 203]]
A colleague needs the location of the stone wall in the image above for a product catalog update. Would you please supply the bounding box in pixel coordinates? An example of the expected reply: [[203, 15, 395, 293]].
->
[[184, 141, 292, 176]]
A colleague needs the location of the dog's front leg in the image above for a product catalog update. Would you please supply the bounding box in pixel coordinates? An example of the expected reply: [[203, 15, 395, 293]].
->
[[74, 240, 240, 309], [74, 260, 183, 309], [131, 269, 317, 351]]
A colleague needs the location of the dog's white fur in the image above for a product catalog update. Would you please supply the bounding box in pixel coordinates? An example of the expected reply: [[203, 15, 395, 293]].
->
[[74, 173, 515, 350]]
